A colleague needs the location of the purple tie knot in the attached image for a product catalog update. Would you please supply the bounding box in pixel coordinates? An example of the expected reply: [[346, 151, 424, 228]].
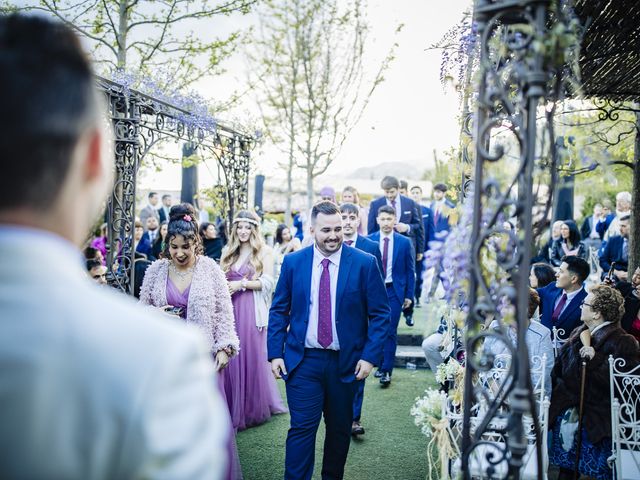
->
[[321, 258, 330, 269]]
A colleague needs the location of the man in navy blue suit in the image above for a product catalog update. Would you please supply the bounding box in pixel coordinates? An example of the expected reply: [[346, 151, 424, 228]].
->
[[410, 185, 434, 307], [429, 183, 456, 235], [537, 255, 589, 338], [339, 202, 383, 436], [369, 206, 415, 387], [599, 215, 630, 282], [268, 201, 390, 480]]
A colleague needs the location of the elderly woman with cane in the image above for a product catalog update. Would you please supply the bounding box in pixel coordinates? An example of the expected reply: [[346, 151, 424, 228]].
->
[[548, 284, 640, 479]]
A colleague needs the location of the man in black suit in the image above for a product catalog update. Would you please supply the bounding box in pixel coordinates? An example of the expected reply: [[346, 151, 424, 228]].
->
[[599, 215, 630, 281], [368, 176, 424, 326], [340, 202, 383, 437]]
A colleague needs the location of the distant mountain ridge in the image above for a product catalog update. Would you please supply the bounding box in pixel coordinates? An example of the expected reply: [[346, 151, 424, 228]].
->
[[347, 161, 423, 180]]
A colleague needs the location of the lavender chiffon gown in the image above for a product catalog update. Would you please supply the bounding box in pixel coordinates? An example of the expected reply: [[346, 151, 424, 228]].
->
[[220, 260, 287, 431], [166, 277, 243, 480]]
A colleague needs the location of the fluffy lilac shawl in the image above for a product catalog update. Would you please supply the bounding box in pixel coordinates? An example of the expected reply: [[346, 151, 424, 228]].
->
[[139, 256, 239, 355]]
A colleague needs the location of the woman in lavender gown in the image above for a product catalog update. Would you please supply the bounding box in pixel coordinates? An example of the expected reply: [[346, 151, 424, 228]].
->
[[139, 203, 242, 479], [220, 210, 287, 431]]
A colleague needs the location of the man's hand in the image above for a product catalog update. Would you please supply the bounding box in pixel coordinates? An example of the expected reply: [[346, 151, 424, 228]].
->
[[271, 358, 287, 379], [394, 222, 409, 234], [402, 298, 412, 310], [354, 360, 374, 380], [416, 253, 423, 261], [614, 270, 628, 281]]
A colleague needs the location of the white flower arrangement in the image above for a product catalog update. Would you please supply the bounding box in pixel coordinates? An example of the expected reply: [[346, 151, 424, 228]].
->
[[261, 218, 279, 238], [411, 388, 446, 438], [434, 359, 464, 385]]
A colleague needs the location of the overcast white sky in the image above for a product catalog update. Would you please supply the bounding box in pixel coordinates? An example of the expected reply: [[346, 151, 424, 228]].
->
[[138, 0, 474, 189]]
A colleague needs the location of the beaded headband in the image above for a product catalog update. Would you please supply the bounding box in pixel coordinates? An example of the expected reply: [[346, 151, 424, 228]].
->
[[233, 217, 259, 227]]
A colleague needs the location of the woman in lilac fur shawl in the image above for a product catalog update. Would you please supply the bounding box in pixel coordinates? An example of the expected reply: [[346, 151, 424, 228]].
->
[[139, 203, 242, 479], [220, 210, 287, 431]]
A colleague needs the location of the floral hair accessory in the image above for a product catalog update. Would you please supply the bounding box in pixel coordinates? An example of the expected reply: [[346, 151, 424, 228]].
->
[[183, 215, 192, 222], [232, 217, 260, 226]]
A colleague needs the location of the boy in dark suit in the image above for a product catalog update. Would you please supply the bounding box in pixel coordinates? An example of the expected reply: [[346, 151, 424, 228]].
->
[[369, 206, 415, 387]]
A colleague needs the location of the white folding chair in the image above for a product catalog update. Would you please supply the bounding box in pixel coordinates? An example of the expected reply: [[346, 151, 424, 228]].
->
[[608, 355, 640, 480], [552, 326, 567, 358]]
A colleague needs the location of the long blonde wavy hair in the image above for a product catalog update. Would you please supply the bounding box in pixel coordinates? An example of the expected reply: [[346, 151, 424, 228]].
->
[[220, 210, 265, 278]]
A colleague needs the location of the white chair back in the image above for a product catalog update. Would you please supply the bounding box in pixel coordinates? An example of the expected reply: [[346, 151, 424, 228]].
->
[[552, 326, 568, 358], [608, 355, 640, 480]]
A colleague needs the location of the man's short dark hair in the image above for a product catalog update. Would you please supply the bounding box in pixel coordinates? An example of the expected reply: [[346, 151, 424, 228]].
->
[[148, 192, 158, 199], [380, 176, 399, 190], [0, 14, 100, 210], [620, 215, 630, 222], [410, 185, 422, 193], [561, 255, 590, 284], [433, 183, 448, 193], [377, 205, 396, 217], [311, 201, 340, 223], [339, 203, 359, 216], [86, 259, 102, 272], [162, 194, 171, 201], [399, 180, 408, 190]]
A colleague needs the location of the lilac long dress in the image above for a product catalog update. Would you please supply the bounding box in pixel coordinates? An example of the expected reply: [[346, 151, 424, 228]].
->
[[220, 260, 287, 431], [166, 277, 243, 480]]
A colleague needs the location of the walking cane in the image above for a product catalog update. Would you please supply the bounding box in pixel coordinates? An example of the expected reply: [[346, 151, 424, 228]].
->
[[574, 329, 592, 480]]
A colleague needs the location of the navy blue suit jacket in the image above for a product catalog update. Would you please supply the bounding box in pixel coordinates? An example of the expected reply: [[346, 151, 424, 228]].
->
[[595, 213, 615, 239], [599, 234, 628, 273], [354, 235, 384, 278], [430, 199, 456, 234], [537, 282, 587, 336], [267, 245, 390, 382], [368, 231, 415, 303], [419, 205, 435, 252], [367, 195, 425, 253]]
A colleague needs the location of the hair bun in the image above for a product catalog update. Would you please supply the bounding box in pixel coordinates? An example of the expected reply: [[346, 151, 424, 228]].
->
[[169, 203, 197, 223]]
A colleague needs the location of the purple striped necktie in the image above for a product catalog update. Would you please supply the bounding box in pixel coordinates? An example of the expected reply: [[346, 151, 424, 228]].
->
[[382, 237, 390, 277], [551, 293, 568, 323], [318, 258, 333, 348], [345, 240, 354, 246]]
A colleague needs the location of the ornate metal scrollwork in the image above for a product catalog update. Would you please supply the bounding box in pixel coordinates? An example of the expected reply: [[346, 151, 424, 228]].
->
[[96, 76, 253, 294], [462, 1, 550, 478]]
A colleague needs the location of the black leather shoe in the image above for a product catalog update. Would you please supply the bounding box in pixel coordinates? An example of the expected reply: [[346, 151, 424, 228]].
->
[[380, 372, 391, 387], [374, 370, 383, 378], [351, 421, 365, 436], [415, 299, 421, 308], [405, 315, 414, 327]]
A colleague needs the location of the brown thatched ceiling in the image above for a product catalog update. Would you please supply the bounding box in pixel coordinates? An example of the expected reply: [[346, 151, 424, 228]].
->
[[575, 0, 640, 101]]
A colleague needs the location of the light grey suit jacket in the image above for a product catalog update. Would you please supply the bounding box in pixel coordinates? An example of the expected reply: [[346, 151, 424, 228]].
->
[[0, 227, 229, 479]]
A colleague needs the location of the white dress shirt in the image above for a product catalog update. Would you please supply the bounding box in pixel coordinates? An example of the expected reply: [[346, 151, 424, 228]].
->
[[385, 194, 410, 232], [305, 245, 341, 350], [378, 232, 394, 283], [344, 233, 358, 246], [554, 287, 584, 316]]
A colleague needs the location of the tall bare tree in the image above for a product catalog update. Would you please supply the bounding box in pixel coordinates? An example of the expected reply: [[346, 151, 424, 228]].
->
[[2, 0, 255, 89], [249, 0, 401, 212]]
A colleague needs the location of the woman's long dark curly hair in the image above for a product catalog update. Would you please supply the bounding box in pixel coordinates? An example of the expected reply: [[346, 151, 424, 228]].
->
[[162, 203, 204, 259]]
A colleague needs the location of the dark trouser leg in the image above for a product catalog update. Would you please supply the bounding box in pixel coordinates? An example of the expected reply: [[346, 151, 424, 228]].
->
[[381, 288, 402, 374], [415, 256, 425, 302], [352, 379, 365, 421], [284, 351, 325, 480], [321, 353, 358, 480]]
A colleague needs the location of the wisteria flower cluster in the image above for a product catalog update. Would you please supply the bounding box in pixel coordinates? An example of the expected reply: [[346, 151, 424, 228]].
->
[[434, 13, 478, 91], [411, 388, 446, 438]]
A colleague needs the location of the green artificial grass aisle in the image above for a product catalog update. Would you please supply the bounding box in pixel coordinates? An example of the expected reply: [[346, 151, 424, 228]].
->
[[236, 368, 439, 480]]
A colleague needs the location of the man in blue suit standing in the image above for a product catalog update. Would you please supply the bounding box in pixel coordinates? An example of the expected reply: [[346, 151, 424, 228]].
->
[[410, 185, 434, 308], [369, 206, 415, 387], [429, 183, 456, 235], [537, 255, 589, 338], [268, 201, 390, 480], [340, 202, 383, 436], [599, 215, 630, 282]]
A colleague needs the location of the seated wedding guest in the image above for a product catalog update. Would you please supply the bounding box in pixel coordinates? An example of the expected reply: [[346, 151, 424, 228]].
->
[[580, 203, 604, 251], [0, 14, 229, 479], [151, 221, 168, 260], [90, 222, 108, 260], [550, 220, 588, 267], [139, 203, 241, 480], [134, 220, 152, 259], [83, 245, 104, 265], [200, 221, 224, 262], [220, 210, 287, 431], [369, 205, 415, 387], [537, 256, 589, 336], [140, 216, 160, 260], [531, 220, 563, 264], [598, 191, 631, 241], [599, 215, 630, 282], [615, 266, 640, 341], [139, 191, 160, 229], [548, 284, 640, 480], [86, 259, 107, 285], [483, 289, 554, 397], [529, 262, 556, 289]]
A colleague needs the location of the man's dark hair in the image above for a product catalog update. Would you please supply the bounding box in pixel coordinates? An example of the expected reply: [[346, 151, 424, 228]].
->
[[0, 14, 100, 210], [561, 255, 590, 284], [86, 259, 102, 272], [399, 180, 408, 190], [433, 183, 448, 193], [378, 205, 396, 217], [339, 202, 359, 216], [148, 192, 158, 200], [161, 194, 171, 201], [620, 215, 631, 222], [83, 246, 99, 260], [380, 176, 399, 190], [410, 185, 423, 193], [311, 201, 340, 223]]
